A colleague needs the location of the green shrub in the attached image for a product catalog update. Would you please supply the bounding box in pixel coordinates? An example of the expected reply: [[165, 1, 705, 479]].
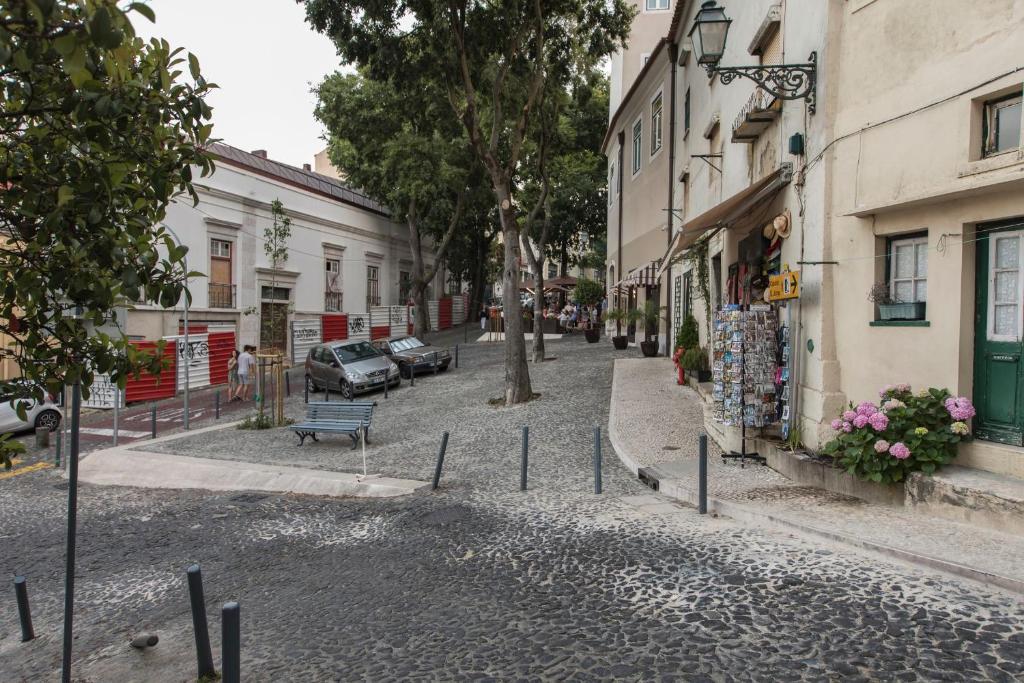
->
[[676, 314, 699, 352], [238, 413, 274, 430], [680, 346, 708, 371]]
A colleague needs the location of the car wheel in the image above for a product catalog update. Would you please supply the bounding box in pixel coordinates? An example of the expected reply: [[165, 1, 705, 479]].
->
[[440, 362, 451, 373], [35, 409, 61, 432], [305, 375, 318, 393], [340, 380, 354, 400], [399, 364, 411, 380]]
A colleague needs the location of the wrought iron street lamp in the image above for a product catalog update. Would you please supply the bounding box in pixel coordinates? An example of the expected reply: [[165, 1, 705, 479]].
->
[[689, 1, 817, 114]]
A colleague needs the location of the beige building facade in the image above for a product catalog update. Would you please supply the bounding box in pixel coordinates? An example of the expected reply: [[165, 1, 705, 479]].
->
[[605, 0, 1024, 474]]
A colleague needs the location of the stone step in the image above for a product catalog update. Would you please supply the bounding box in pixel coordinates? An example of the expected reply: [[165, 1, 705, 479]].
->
[[958, 439, 1024, 478], [906, 465, 1024, 536]]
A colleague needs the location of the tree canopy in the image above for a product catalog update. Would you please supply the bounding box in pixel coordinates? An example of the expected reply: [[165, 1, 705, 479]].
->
[[0, 0, 215, 462]]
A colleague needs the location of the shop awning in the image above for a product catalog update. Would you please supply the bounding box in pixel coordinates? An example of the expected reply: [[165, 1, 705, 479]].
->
[[657, 164, 792, 277], [612, 258, 662, 292]]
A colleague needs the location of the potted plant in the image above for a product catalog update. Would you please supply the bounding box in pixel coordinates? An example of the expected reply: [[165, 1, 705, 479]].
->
[[868, 282, 926, 321], [681, 346, 711, 382], [574, 277, 604, 343], [637, 300, 661, 357], [672, 314, 700, 384], [605, 309, 629, 350]]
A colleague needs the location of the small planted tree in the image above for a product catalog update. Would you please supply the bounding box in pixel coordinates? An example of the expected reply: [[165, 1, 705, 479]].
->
[[261, 199, 292, 354]]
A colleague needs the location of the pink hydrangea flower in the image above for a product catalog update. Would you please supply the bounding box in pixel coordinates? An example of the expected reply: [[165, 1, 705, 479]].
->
[[874, 440, 890, 453], [879, 384, 894, 398], [842, 421, 853, 433], [856, 402, 877, 417], [882, 399, 905, 412], [853, 414, 869, 429], [896, 383, 911, 393], [889, 442, 911, 459], [944, 396, 976, 422], [950, 421, 969, 436], [830, 418, 843, 431], [842, 410, 857, 422], [868, 412, 889, 432]]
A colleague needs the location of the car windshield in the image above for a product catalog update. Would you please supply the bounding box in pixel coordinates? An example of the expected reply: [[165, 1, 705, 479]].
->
[[391, 337, 426, 352], [332, 342, 381, 363]]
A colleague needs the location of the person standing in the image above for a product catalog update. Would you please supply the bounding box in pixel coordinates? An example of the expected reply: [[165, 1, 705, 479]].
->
[[479, 304, 488, 331], [227, 349, 240, 398], [234, 345, 255, 401]]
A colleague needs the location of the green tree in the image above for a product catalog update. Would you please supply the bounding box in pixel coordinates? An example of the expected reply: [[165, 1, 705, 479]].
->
[[303, 0, 633, 404], [0, 0, 215, 467], [261, 199, 291, 354]]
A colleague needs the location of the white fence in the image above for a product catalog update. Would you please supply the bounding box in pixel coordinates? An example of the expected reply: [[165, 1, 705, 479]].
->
[[291, 318, 322, 364]]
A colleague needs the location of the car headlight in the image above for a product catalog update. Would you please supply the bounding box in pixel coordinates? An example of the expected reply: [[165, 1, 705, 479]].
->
[[389, 362, 399, 372], [345, 370, 363, 381]]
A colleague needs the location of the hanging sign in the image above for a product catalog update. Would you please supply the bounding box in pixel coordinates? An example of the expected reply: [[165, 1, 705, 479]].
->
[[768, 269, 800, 301]]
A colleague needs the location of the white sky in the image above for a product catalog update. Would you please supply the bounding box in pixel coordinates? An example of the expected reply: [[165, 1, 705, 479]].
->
[[134, 1, 347, 168]]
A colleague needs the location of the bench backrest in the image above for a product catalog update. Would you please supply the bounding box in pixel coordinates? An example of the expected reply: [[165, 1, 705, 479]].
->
[[305, 401, 374, 423]]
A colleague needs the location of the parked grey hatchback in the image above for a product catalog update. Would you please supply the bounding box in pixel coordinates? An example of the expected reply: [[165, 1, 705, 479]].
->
[[304, 340, 400, 398]]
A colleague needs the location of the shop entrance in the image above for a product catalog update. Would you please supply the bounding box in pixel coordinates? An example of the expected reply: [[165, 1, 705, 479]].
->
[[973, 218, 1024, 445]]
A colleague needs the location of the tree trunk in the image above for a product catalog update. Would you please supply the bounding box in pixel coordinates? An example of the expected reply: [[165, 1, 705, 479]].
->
[[412, 281, 431, 338], [496, 186, 532, 404], [532, 284, 545, 363], [468, 231, 489, 317]]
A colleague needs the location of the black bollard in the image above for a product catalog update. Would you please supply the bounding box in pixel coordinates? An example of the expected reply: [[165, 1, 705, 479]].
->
[[432, 431, 449, 490], [593, 426, 602, 494], [55, 432, 62, 467], [14, 576, 34, 642], [285, 372, 291, 397], [215, 391, 220, 420], [384, 375, 389, 399], [304, 377, 309, 404], [410, 369, 415, 387], [698, 433, 708, 515], [520, 426, 529, 491], [325, 386, 330, 402], [222, 601, 240, 683], [150, 403, 157, 439], [433, 351, 438, 376], [186, 564, 216, 679], [455, 344, 459, 369]]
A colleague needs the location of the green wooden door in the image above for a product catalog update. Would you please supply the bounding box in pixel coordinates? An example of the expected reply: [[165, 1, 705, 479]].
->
[[974, 221, 1024, 445]]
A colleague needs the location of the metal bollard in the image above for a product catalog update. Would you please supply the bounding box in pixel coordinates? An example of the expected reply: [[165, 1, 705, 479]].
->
[[593, 426, 602, 494], [150, 403, 157, 439], [215, 391, 220, 420], [410, 370, 415, 387], [304, 377, 309, 404], [285, 372, 291, 397], [222, 601, 240, 683], [55, 431, 62, 467], [432, 352, 438, 376], [520, 426, 529, 491], [325, 386, 330, 402], [14, 576, 34, 642], [186, 564, 216, 679], [384, 375, 389, 399], [432, 431, 449, 490], [455, 344, 459, 369], [698, 433, 708, 515]]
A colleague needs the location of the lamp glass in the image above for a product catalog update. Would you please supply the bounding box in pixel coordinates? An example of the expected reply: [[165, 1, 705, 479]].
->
[[689, 2, 731, 66]]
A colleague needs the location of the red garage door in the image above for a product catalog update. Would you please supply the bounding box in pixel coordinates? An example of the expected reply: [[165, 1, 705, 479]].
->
[[322, 314, 348, 342], [439, 298, 453, 330], [125, 340, 176, 403], [208, 331, 235, 386]]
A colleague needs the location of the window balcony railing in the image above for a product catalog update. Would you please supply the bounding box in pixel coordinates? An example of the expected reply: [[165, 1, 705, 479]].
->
[[325, 290, 343, 312], [208, 283, 236, 309]]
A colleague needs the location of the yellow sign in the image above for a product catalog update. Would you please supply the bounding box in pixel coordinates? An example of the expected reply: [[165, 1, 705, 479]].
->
[[768, 270, 800, 301]]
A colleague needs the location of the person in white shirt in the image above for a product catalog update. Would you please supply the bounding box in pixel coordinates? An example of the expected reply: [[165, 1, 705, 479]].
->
[[233, 345, 256, 401]]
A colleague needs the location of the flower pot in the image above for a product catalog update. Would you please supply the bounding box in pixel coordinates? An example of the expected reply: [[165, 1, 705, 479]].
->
[[584, 328, 600, 343], [640, 341, 659, 357], [878, 302, 926, 321], [611, 335, 629, 350]]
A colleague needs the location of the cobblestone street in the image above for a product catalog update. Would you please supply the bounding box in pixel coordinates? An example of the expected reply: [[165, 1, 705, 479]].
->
[[2, 336, 1024, 682]]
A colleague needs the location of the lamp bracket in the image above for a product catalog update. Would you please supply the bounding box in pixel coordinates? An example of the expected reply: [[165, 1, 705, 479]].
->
[[707, 52, 817, 114]]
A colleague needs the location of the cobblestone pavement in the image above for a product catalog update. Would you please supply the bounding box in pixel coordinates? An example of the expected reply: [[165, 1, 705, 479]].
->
[[2, 336, 1024, 681]]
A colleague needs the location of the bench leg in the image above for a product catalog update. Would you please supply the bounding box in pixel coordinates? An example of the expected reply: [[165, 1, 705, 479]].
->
[[312, 434, 320, 442], [350, 434, 359, 450], [296, 432, 307, 446], [363, 429, 370, 445]]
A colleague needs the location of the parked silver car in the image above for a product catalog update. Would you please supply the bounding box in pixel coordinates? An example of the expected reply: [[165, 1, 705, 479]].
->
[[0, 383, 62, 434], [304, 341, 400, 398]]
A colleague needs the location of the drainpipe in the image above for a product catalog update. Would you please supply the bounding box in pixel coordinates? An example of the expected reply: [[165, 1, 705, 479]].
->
[[616, 130, 625, 335], [665, 43, 679, 357]]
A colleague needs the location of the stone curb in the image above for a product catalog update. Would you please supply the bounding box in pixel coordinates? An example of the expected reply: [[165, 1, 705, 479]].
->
[[608, 362, 1024, 596]]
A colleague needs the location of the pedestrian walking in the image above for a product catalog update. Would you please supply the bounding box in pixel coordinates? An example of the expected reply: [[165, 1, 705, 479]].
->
[[234, 345, 255, 401], [479, 304, 488, 331], [227, 349, 240, 398]]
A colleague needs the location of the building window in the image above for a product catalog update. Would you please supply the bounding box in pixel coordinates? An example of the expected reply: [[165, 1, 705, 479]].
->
[[645, 0, 669, 10], [547, 263, 558, 278], [683, 88, 691, 136], [209, 238, 234, 308], [608, 163, 615, 205], [366, 265, 381, 307], [260, 285, 290, 301], [632, 119, 642, 175], [651, 91, 663, 156], [683, 271, 693, 319], [888, 234, 928, 303], [399, 270, 412, 302], [325, 258, 342, 311], [983, 93, 1022, 157]]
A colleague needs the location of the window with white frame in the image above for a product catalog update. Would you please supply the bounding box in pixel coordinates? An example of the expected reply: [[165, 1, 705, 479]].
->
[[645, 0, 669, 10], [989, 231, 1024, 341], [889, 235, 928, 303], [631, 119, 642, 175], [651, 91, 663, 156], [982, 92, 1022, 158]]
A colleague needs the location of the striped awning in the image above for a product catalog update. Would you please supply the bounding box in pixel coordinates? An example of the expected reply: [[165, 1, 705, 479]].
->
[[612, 259, 662, 292]]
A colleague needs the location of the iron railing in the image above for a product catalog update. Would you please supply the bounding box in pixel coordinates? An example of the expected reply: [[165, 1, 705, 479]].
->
[[324, 290, 343, 312], [208, 283, 236, 309]]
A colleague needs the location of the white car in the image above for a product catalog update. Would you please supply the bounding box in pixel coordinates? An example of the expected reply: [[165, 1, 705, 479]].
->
[[0, 387, 63, 434]]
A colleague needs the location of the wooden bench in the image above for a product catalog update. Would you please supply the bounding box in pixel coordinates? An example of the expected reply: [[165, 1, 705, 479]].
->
[[289, 401, 375, 449]]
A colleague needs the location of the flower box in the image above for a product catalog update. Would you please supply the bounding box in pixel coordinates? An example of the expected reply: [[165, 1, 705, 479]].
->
[[878, 302, 926, 321]]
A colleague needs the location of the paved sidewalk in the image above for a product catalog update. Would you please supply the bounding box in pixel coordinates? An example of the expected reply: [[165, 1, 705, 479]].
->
[[609, 357, 1024, 594]]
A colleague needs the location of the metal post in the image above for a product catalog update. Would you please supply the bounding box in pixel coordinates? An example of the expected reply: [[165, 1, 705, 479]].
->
[[432, 431, 449, 490], [520, 425, 529, 491], [304, 377, 309, 404], [433, 351, 438, 376], [60, 382, 81, 683], [285, 372, 291, 397], [698, 433, 708, 515], [384, 374, 389, 399], [593, 426, 602, 494], [221, 601, 240, 683], [112, 387, 120, 447], [360, 426, 367, 476], [215, 391, 220, 420], [55, 430, 62, 467], [410, 370, 415, 387], [325, 386, 330, 402], [150, 403, 157, 439], [15, 576, 34, 642], [186, 564, 216, 679], [455, 344, 459, 369]]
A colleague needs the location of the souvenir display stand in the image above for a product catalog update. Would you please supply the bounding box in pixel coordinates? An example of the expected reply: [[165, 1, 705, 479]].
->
[[711, 304, 780, 465]]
